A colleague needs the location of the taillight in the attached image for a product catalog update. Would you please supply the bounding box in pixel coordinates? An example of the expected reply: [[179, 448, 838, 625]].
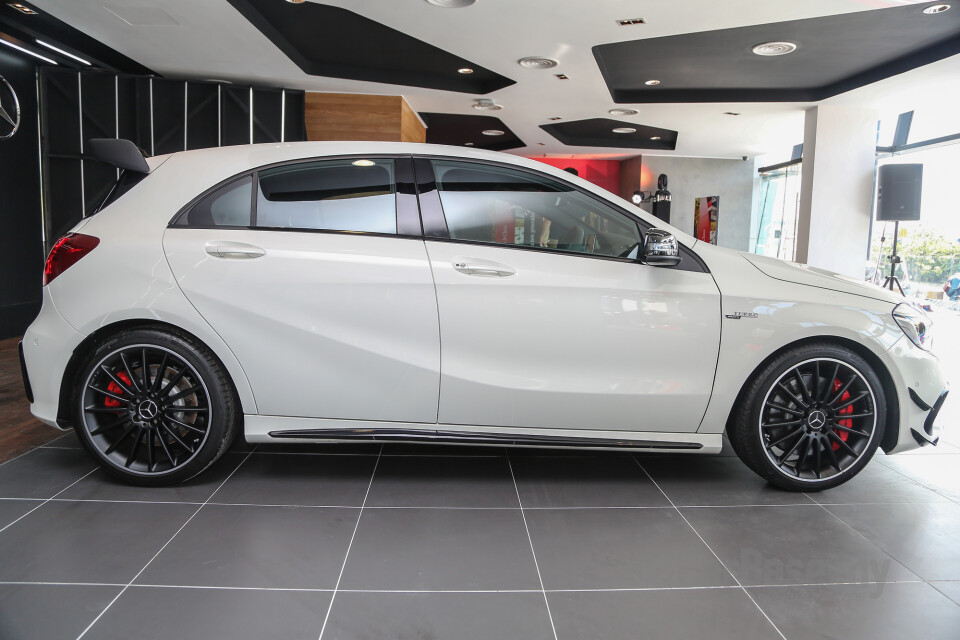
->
[[43, 233, 100, 286]]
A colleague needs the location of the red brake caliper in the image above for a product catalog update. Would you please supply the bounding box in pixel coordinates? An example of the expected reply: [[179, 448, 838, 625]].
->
[[831, 378, 852, 451], [103, 371, 133, 408]]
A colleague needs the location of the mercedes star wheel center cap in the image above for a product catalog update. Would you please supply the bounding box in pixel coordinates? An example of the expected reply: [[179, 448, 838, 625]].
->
[[807, 410, 827, 432]]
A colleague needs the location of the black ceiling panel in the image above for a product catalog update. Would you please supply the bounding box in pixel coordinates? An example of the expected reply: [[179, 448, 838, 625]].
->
[[540, 118, 678, 151], [226, 0, 514, 94], [593, 1, 960, 103], [420, 113, 525, 152]]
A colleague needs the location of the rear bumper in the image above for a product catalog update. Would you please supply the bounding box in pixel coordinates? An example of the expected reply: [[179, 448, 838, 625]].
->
[[18, 341, 33, 404]]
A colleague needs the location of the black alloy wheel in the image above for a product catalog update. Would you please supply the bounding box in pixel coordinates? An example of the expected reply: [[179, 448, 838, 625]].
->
[[731, 344, 885, 491], [74, 328, 239, 485]]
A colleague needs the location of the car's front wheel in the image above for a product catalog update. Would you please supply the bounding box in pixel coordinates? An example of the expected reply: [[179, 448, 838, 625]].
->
[[730, 343, 885, 491], [72, 327, 239, 485]]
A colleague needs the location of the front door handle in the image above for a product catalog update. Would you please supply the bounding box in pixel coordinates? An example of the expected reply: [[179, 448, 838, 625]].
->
[[205, 241, 266, 259], [453, 260, 516, 277]]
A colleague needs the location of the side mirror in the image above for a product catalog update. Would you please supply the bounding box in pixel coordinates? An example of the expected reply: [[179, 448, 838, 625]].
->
[[641, 228, 681, 267]]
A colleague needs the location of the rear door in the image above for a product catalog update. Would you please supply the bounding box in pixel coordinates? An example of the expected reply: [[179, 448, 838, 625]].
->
[[417, 157, 721, 433], [163, 156, 440, 423]]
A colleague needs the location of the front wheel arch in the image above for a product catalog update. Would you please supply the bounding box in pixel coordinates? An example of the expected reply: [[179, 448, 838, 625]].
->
[[724, 335, 900, 455], [57, 320, 244, 431]]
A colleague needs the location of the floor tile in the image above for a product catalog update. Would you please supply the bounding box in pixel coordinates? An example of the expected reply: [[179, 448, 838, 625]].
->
[[365, 455, 519, 508], [0, 498, 40, 529], [639, 456, 815, 506], [0, 447, 96, 499], [383, 443, 504, 456], [83, 586, 331, 640], [825, 502, 960, 580], [806, 461, 949, 505], [58, 453, 247, 503], [878, 455, 960, 503], [339, 508, 540, 590], [0, 500, 196, 583], [931, 580, 960, 606], [511, 455, 669, 508], [548, 588, 782, 640], [255, 442, 380, 455], [40, 432, 84, 449], [136, 504, 359, 589], [524, 507, 734, 589], [324, 591, 554, 640], [680, 505, 918, 586], [749, 582, 960, 640], [0, 583, 122, 640], [212, 453, 376, 506]]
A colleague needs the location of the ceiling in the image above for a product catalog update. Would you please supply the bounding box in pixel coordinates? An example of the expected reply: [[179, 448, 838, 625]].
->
[[23, 0, 960, 160]]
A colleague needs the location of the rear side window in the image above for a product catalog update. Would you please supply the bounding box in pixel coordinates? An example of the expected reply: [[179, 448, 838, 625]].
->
[[255, 159, 396, 234], [174, 176, 253, 227]]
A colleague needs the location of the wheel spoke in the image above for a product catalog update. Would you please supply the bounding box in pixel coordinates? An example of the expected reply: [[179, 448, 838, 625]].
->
[[831, 423, 871, 438], [766, 427, 804, 450], [762, 419, 803, 429], [166, 385, 201, 403], [824, 440, 842, 472], [88, 385, 128, 404], [105, 422, 137, 455], [793, 369, 813, 404], [166, 415, 205, 434], [821, 362, 840, 402], [165, 405, 208, 414], [126, 428, 144, 468], [161, 422, 195, 454], [157, 430, 177, 467], [151, 353, 169, 393], [85, 406, 126, 414], [119, 352, 142, 393], [159, 368, 187, 396], [141, 348, 150, 391], [827, 430, 858, 457], [89, 415, 131, 436], [777, 434, 806, 467], [99, 365, 136, 396], [839, 412, 873, 420], [776, 382, 808, 410], [812, 361, 820, 405], [796, 436, 812, 473], [813, 439, 822, 479], [766, 402, 805, 416], [833, 392, 869, 412], [827, 374, 857, 406]]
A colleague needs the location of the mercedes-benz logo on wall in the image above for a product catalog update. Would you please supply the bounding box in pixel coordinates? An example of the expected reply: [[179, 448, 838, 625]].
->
[[0, 75, 21, 140]]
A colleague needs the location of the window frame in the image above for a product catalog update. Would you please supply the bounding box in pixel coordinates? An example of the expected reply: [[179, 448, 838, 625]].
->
[[414, 155, 708, 272], [168, 154, 423, 239]]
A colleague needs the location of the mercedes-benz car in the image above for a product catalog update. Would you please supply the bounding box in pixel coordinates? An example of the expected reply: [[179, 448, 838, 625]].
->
[[19, 139, 947, 490]]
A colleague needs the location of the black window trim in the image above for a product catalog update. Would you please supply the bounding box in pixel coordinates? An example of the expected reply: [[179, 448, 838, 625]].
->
[[168, 154, 424, 240], [413, 154, 708, 273]]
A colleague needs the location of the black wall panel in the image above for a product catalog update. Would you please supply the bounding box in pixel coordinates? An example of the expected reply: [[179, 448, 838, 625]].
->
[[221, 86, 251, 146], [0, 50, 45, 338], [81, 73, 119, 216], [116, 76, 152, 153], [187, 83, 219, 150], [253, 88, 282, 143], [41, 68, 81, 156], [152, 79, 186, 156], [284, 90, 306, 142]]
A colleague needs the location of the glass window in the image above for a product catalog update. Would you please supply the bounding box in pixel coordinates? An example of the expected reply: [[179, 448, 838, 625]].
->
[[175, 176, 252, 227], [255, 159, 396, 234], [432, 160, 641, 258]]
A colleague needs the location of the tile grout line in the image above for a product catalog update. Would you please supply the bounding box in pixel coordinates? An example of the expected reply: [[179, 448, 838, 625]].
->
[[0, 467, 98, 536], [0, 440, 65, 470], [929, 580, 960, 607], [632, 456, 788, 640], [506, 450, 560, 640], [873, 459, 960, 506], [317, 444, 384, 640], [74, 447, 259, 640]]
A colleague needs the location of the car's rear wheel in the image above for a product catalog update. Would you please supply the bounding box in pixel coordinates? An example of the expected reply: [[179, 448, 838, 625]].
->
[[730, 343, 885, 491], [73, 328, 239, 485]]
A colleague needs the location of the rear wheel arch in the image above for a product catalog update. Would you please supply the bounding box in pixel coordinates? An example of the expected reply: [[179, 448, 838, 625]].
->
[[57, 319, 246, 430], [724, 335, 900, 455]]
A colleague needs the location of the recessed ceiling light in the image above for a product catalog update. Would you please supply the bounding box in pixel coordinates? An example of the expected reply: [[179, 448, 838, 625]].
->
[[547, 116, 562, 121], [518, 56, 558, 69], [612, 127, 637, 134], [464, 142, 475, 146], [555, 73, 569, 80], [352, 159, 375, 167], [7, 3, 37, 14], [425, 0, 476, 6], [285, 0, 306, 4], [752, 41, 797, 56], [616, 18, 646, 26], [723, 111, 741, 116], [609, 108, 638, 116], [458, 67, 474, 74], [482, 129, 504, 136], [36, 40, 91, 65], [650, 136, 661, 141], [644, 79, 660, 86], [473, 99, 502, 111], [923, 3, 950, 14], [537, 143, 546, 146], [0, 38, 56, 64]]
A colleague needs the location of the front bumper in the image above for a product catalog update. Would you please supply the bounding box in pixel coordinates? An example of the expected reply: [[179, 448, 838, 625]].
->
[[880, 336, 948, 454], [908, 387, 948, 447]]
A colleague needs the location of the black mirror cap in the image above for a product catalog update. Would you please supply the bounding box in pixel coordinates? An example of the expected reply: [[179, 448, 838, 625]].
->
[[641, 228, 681, 267]]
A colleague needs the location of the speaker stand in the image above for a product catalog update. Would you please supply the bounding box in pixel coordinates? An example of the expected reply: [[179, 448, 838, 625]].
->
[[883, 220, 905, 296]]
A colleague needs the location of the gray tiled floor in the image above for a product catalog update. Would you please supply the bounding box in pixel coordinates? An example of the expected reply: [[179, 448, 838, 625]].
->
[[0, 432, 957, 640]]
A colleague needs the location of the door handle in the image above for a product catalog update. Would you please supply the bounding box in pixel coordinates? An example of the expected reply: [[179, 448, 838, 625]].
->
[[205, 241, 265, 259], [453, 261, 516, 277]]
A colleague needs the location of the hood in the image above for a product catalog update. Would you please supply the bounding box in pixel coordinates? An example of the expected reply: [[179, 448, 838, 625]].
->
[[741, 252, 904, 305]]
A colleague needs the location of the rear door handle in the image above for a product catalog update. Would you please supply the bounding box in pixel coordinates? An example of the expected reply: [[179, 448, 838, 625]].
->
[[453, 260, 516, 277], [205, 241, 265, 259]]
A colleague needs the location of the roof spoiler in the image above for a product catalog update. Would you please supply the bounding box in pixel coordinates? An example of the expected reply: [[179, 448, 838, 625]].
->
[[87, 138, 151, 173]]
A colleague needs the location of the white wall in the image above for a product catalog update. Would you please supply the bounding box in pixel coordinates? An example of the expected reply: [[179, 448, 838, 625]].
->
[[636, 156, 758, 251]]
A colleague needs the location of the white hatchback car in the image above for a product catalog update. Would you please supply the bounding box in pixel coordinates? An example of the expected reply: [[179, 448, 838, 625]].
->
[[20, 140, 946, 490]]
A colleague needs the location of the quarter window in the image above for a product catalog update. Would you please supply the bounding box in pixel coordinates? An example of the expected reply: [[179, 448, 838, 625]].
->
[[255, 159, 397, 234], [431, 160, 641, 258], [175, 176, 252, 227]]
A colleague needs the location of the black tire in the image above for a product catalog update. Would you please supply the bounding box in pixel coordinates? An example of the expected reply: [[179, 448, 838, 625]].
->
[[72, 327, 240, 486], [730, 342, 886, 491]]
